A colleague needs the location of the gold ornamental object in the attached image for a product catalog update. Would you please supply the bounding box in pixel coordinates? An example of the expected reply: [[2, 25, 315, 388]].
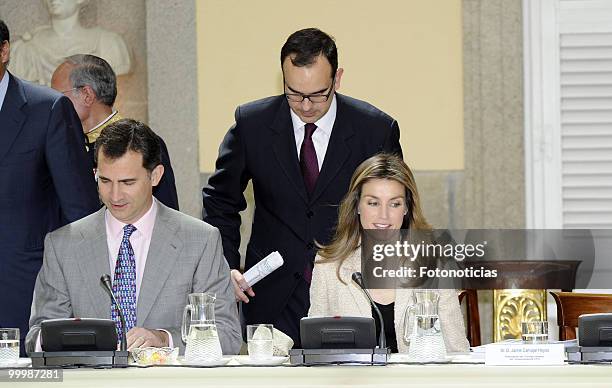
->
[[493, 289, 547, 342]]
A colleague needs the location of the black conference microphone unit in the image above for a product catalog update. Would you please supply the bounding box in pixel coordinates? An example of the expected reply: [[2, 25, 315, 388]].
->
[[567, 313, 612, 362], [100, 274, 128, 352], [351, 272, 387, 350], [29, 275, 129, 368], [289, 272, 389, 365]]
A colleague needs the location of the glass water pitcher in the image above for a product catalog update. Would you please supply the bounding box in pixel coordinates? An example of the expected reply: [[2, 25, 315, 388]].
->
[[403, 290, 447, 361], [181, 292, 223, 363]]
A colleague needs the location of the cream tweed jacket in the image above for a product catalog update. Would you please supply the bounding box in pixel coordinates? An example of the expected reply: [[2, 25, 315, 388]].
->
[[308, 249, 470, 353]]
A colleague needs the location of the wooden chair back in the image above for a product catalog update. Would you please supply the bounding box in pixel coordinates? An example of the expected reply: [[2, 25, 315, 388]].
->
[[458, 289, 481, 347], [550, 291, 612, 340]]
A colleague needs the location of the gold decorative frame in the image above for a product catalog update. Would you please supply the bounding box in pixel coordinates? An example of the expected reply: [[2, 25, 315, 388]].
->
[[493, 289, 547, 342]]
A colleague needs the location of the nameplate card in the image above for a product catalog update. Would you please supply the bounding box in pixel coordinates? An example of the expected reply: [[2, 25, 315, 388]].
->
[[485, 343, 565, 366]]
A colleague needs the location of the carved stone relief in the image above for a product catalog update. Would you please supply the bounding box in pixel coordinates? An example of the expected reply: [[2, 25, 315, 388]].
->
[[0, 0, 147, 123], [9, 0, 130, 86]]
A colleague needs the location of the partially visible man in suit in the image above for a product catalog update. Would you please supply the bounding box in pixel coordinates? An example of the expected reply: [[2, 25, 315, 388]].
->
[[203, 28, 402, 345], [0, 19, 99, 355], [27, 119, 241, 355], [50, 54, 180, 210]]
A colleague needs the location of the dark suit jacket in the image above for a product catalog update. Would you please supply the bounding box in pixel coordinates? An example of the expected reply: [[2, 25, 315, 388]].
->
[[0, 73, 100, 353], [202, 93, 402, 327], [86, 133, 179, 211]]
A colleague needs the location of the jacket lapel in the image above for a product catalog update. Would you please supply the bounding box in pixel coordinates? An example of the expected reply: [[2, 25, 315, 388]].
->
[[309, 94, 355, 204], [270, 97, 309, 204], [0, 73, 28, 165], [342, 249, 414, 351], [332, 246, 424, 352], [137, 203, 183, 324], [77, 208, 112, 318], [340, 250, 371, 316]]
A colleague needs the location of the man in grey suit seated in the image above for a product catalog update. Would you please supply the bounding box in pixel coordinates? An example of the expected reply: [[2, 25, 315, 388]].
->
[[26, 119, 242, 355]]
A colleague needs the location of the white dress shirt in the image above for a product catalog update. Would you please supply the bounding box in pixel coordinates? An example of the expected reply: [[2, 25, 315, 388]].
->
[[0, 71, 9, 112], [290, 94, 337, 170]]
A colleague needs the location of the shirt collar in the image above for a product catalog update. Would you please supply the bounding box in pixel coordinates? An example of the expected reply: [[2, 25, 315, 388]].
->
[[86, 110, 119, 144], [0, 71, 9, 112], [88, 110, 118, 134], [289, 93, 337, 137], [105, 197, 158, 240]]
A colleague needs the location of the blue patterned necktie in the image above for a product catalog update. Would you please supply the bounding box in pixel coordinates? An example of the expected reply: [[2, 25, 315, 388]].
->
[[111, 224, 137, 342]]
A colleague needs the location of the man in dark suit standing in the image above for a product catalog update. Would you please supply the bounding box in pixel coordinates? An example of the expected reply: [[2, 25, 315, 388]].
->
[[0, 20, 99, 355], [203, 28, 402, 345]]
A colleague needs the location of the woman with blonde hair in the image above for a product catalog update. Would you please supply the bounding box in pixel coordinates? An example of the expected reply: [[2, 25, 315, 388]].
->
[[308, 153, 469, 353]]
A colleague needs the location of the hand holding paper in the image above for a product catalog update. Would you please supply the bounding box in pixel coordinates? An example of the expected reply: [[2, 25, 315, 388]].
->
[[243, 251, 284, 286], [231, 252, 284, 303]]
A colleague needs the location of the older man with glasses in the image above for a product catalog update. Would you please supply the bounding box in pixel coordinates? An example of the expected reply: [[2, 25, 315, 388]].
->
[[203, 27, 402, 346], [51, 54, 179, 210]]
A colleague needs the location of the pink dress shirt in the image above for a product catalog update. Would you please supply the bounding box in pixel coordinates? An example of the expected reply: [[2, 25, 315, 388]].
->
[[105, 198, 157, 302]]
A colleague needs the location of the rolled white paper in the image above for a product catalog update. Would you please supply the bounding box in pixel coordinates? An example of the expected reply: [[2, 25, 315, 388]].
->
[[243, 251, 284, 287]]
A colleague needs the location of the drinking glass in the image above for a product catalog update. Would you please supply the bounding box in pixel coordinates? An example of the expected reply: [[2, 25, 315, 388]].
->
[[247, 324, 273, 361], [0, 328, 19, 365], [521, 321, 549, 343]]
